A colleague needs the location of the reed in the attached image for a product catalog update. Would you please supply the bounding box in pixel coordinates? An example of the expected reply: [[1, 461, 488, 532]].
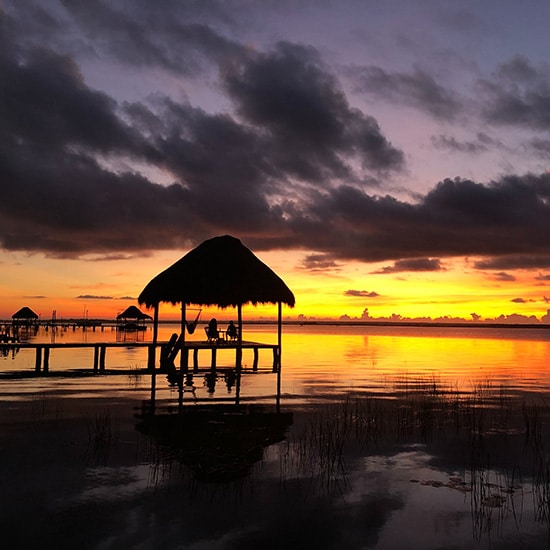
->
[[84, 408, 118, 464]]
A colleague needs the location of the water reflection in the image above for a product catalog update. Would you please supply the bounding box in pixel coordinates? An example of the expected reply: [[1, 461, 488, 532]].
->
[[4, 324, 550, 547], [136, 405, 293, 482]]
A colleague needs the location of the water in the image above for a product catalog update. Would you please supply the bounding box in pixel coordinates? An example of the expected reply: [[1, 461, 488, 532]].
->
[[2, 323, 550, 548]]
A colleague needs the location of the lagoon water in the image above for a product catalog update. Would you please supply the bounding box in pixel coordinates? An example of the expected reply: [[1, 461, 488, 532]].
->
[[2, 323, 550, 548]]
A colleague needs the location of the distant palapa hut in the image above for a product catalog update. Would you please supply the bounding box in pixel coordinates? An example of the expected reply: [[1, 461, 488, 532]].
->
[[12, 306, 39, 328], [116, 305, 152, 331]]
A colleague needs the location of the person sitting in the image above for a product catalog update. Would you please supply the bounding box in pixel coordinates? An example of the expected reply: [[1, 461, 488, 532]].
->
[[226, 320, 237, 340], [206, 318, 219, 341]]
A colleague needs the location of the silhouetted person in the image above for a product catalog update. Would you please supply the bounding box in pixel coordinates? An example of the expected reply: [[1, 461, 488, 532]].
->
[[226, 320, 237, 340], [207, 318, 219, 340]]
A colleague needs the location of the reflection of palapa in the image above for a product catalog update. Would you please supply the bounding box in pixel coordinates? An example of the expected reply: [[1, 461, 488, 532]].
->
[[136, 405, 293, 482]]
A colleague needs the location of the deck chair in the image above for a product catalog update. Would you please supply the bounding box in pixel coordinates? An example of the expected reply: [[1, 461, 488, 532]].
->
[[204, 326, 219, 342]]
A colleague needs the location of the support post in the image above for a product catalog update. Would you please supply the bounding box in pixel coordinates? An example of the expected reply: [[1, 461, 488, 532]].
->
[[180, 303, 188, 373], [193, 348, 199, 372], [147, 344, 155, 371], [99, 345, 106, 372], [35, 347, 42, 373], [235, 304, 242, 405], [276, 301, 282, 411], [43, 347, 50, 372], [93, 346, 99, 373]]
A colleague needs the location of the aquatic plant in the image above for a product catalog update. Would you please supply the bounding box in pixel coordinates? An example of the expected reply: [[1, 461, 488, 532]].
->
[[84, 408, 118, 465]]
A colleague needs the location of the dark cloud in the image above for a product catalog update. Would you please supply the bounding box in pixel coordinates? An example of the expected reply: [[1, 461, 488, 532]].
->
[[76, 295, 114, 300], [491, 272, 516, 282], [373, 258, 444, 274], [511, 297, 534, 304], [479, 56, 550, 130], [344, 290, 379, 298], [300, 254, 341, 271], [0, 13, 407, 257], [0, 47, 148, 156], [3, 3, 550, 275], [431, 132, 502, 155], [62, 1, 247, 75], [223, 42, 405, 179], [474, 256, 550, 270], [352, 66, 462, 121]]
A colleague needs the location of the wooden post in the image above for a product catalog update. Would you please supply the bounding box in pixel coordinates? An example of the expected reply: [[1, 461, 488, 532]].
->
[[277, 301, 282, 371], [43, 347, 50, 373], [150, 303, 159, 412], [93, 346, 99, 373], [35, 347, 42, 373], [193, 348, 199, 372], [276, 301, 282, 410], [253, 348, 259, 371], [211, 347, 217, 369], [235, 304, 242, 405], [99, 345, 106, 372], [180, 303, 188, 373], [147, 344, 155, 371]]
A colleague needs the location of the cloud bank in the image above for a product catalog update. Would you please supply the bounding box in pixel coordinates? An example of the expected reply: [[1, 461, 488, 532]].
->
[[2, 1, 550, 277]]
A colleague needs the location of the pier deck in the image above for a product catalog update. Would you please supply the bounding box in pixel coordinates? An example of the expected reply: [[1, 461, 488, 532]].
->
[[0, 339, 280, 376]]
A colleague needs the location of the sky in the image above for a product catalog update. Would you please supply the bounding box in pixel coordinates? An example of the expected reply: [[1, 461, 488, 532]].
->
[[2, 0, 550, 323]]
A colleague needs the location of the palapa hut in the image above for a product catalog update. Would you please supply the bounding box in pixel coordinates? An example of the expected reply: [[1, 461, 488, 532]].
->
[[116, 305, 152, 331], [138, 235, 295, 372], [12, 306, 39, 328]]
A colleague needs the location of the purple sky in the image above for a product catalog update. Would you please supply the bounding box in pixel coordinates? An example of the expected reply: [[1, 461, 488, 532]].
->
[[3, 1, 550, 321]]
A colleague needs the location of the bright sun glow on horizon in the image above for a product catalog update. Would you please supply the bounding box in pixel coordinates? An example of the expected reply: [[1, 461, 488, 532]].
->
[[1, 249, 549, 323]]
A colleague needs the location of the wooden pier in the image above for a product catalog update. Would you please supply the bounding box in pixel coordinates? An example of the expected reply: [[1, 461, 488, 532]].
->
[[0, 339, 281, 376]]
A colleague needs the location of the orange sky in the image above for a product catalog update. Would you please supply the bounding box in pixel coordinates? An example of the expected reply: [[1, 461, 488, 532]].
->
[[1, 249, 549, 323]]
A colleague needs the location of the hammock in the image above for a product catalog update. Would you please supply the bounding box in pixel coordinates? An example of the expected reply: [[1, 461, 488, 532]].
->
[[186, 308, 202, 334]]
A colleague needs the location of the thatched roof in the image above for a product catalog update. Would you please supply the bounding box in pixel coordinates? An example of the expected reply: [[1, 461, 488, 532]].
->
[[116, 305, 152, 321], [138, 235, 295, 308], [12, 306, 39, 319]]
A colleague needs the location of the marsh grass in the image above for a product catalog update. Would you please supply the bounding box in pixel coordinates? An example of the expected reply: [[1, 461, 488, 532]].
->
[[84, 408, 119, 465], [279, 377, 549, 523], [30, 391, 63, 424]]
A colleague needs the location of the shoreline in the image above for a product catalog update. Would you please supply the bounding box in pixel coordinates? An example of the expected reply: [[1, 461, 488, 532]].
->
[[3, 318, 550, 330]]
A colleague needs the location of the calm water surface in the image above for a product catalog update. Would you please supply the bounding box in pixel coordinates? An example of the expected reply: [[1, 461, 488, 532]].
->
[[2, 323, 550, 549]]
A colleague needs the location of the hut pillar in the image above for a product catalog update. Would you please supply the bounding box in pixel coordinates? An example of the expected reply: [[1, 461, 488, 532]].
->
[[276, 301, 282, 411], [150, 303, 159, 412], [180, 303, 188, 371], [235, 303, 243, 405]]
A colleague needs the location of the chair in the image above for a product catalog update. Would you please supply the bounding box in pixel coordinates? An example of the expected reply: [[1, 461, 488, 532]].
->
[[204, 326, 218, 342], [226, 323, 238, 341]]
